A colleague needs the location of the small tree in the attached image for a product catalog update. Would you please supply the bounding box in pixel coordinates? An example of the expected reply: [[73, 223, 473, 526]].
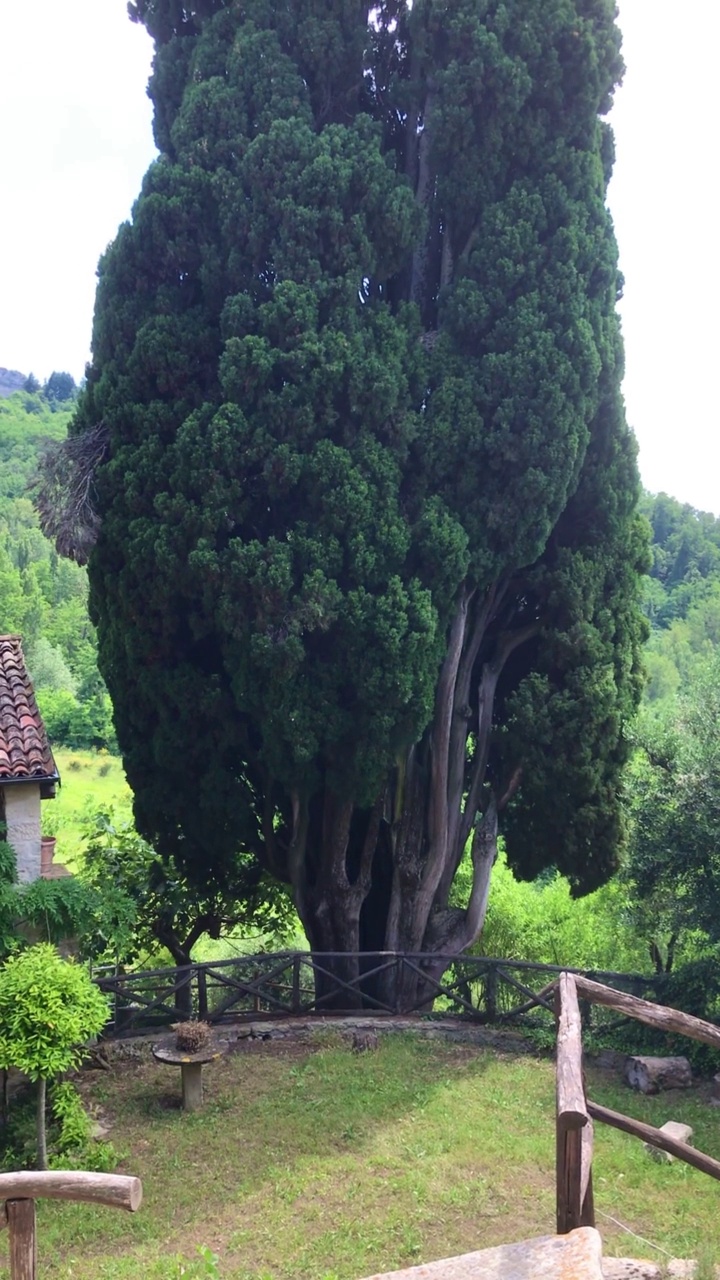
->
[[44, 371, 77, 403], [0, 944, 109, 1168], [79, 810, 297, 1006]]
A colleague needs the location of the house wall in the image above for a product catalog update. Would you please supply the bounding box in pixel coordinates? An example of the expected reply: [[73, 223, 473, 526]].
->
[[4, 784, 41, 882]]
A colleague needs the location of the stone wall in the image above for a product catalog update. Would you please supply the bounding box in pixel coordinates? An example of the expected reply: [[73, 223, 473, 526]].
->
[[4, 783, 42, 882]]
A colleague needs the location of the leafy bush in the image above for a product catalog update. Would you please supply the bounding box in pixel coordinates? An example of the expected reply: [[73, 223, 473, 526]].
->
[[1, 1081, 118, 1174], [35, 688, 104, 750], [49, 1081, 119, 1172], [470, 849, 648, 974], [0, 944, 110, 1166]]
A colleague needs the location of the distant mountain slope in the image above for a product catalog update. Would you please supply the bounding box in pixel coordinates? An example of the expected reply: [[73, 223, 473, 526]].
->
[[0, 368, 26, 398]]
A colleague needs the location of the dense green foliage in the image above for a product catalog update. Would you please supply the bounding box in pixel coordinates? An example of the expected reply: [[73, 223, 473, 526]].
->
[[614, 494, 720, 1017], [67, 0, 646, 985], [470, 850, 645, 973], [639, 493, 720, 702], [625, 653, 720, 962], [80, 808, 296, 970], [0, 942, 109, 1166], [0, 390, 115, 747]]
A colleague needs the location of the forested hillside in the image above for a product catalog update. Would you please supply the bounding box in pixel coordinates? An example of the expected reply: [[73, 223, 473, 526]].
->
[[0, 387, 115, 748], [640, 492, 720, 701], [619, 491, 720, 987]]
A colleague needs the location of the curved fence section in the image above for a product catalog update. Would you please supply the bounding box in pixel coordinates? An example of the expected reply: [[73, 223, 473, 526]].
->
[[93, 952, 661, 1038]]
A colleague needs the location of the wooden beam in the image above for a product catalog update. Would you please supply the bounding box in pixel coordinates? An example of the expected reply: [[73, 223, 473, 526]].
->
[[573, 975, 720, 1049], [0, 1173, 142, 1213], [587, 1100, 720, 1181], [7, 1199, 36, 1280], [556, 973, 588, 1130], [580, 1120, 594, 1215], [555, 974, 594, 1233]]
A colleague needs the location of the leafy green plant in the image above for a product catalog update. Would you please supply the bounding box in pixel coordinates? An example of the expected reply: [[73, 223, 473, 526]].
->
[[467, 848, 647, 973], [77, 808, 297, 974], [172, 1246, 222, 1278], [51, 1080, 91, 1151], [0, 1080, 119, 1173], [0, 944, 110, 1167]]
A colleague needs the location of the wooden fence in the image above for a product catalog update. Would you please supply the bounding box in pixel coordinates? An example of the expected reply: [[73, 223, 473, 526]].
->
[[0, 1172, 141, 1280], [554, 972, 720, 1234], [93, 951, 660, 1036]]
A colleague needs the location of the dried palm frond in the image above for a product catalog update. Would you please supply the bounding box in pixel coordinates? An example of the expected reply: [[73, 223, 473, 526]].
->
[[31, 423, 109, 564]]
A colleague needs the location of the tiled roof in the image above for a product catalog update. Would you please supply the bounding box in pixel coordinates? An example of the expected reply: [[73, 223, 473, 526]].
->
[[0, 635, 58, 781]]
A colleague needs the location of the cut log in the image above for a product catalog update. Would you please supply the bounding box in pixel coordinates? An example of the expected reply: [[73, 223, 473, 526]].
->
[[625, 1055, 691, 1095]]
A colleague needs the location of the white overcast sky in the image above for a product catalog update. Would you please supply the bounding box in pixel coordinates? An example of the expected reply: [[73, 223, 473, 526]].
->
[[1, 0, 718, 514]]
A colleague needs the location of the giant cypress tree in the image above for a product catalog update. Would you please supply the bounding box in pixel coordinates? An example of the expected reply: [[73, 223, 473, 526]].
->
[[57, 0, 646, 1003]]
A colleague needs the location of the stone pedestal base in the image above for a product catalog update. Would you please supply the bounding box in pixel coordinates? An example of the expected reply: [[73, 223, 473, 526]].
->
[[152, 1038, 228, 1112], [181, 1062, 204, 1112]]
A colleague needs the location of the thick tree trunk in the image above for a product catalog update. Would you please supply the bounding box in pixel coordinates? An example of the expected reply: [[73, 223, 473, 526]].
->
[[288, 581, 537, 1012]]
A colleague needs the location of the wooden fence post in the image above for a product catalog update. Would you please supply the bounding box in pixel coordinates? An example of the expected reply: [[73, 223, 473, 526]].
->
[[555, 973, 594, 1234], [7, 1199, 36, 1280], [1, 1171, 142, 1280], [485, 964, 498, 1022], [197, 968, 208, 1020], [292, 954, 301, 1015]]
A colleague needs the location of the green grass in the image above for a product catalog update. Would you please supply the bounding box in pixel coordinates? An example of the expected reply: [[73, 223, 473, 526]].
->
[[42, 749, 132, 871], [3, 1035, 720, 1278]]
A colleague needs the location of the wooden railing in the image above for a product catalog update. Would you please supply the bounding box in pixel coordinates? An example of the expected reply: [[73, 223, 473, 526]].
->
[[554, 972, 720, 1234], [0, 1171, 142, 1279], [93, 951, 660, 1036]]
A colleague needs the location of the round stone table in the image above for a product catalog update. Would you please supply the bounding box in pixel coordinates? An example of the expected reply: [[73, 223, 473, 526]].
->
[[152, 1038, 229, 1111]]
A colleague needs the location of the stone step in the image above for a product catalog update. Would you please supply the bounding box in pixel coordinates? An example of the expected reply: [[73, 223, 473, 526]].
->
[[359, 1227, 603, 1279]]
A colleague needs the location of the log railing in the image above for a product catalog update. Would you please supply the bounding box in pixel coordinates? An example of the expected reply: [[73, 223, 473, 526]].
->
[[93, 952, 659, 1036], [554, 972, 720, 1234], [555, 973, 594, 1233], [0, 1172, 142, 1279]]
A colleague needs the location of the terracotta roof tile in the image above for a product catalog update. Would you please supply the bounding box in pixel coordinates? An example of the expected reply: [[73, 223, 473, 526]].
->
[[0, 635, 58, 781]]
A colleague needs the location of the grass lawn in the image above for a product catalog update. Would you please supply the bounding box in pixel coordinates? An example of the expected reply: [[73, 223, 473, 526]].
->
[[4, 1032, 720, 1278]]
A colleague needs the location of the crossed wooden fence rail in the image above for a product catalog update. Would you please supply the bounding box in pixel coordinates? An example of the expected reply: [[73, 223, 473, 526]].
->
[[553, 972, 720, 1234], [93, 951, 660, 1035], [0, 1172, 141, 1280]]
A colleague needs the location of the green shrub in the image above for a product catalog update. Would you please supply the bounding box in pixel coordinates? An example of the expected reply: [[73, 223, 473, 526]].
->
[[0, 944, 110, 1167], [471, 850, 648, 973]]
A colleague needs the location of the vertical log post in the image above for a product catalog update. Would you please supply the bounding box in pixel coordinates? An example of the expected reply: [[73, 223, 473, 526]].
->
[[6, 1199, 37, 1280], [1, 1172, 142, 1280], [555, 972, 594, 1233], [393, 956, 402, 1015], [292, 954, 301, 1014], [197, 968, 208, 1020], [485, 964, 498, 1022]]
